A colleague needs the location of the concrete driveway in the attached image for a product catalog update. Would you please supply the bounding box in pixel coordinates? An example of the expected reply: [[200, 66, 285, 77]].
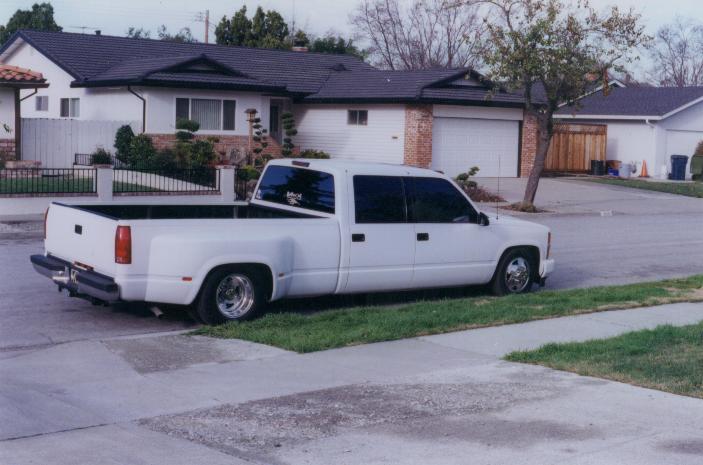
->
[[478, 177, 703, 289]]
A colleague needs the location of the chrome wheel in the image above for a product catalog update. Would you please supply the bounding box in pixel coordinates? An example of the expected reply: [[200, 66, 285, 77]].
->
[[504, 257, 531, 293], [215, 273, 255, 319]]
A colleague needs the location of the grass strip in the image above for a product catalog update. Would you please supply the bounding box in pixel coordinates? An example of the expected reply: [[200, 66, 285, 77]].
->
[[195, 275, 703, 353], [506, 322, 703, 398], [587, 177, 703, 198]]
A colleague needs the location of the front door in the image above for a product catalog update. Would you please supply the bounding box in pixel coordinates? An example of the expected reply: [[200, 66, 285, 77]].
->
[[408, 177, 496, 287], [344, 175, 415, 293]]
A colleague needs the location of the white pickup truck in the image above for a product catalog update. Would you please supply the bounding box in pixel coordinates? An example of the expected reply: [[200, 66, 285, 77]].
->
[[32, 159, 554, 323]]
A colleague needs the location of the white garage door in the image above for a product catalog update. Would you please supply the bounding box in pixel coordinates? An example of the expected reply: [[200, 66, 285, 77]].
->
[[432, 117, 520, 178]]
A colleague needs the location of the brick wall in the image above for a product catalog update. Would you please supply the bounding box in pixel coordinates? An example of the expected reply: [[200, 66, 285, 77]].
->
[[520, 112, 539, 177], [403, 104, 433, 168], [0, 138, 16, 163], [149, 134, 283, 162]]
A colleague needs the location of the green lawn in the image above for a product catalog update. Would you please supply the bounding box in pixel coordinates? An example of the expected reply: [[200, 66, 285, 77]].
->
[[195, 275, 703, 353], [0, 177, 161, 194], [506, 322, 703, 398], [587, 177, 703, 198]]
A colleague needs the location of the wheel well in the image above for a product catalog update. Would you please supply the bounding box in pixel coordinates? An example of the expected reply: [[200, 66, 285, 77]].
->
[[200, 263, 274, 302], [493, 246, 541, 282]]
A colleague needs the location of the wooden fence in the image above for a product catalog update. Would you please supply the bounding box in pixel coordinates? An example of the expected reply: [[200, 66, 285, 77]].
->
[[545, 123, 607, 172], [21, 118, 140, 168]]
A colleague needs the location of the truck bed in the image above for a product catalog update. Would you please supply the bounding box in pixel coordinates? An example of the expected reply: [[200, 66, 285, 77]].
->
[[66, 203, 318, 220]]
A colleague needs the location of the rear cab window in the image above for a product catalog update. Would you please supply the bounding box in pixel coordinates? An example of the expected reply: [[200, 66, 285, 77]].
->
[[255, 165, 335, 214]]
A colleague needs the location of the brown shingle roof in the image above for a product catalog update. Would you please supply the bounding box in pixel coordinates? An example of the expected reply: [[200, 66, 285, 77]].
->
[[0, 64, 46, 83]]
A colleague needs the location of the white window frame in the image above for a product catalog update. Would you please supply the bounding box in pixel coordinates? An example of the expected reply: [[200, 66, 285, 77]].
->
[[60, 98, 80, 118], [35, 95, 48, 112], [347, 109, 368, 126], [174, 97, 237, 132]]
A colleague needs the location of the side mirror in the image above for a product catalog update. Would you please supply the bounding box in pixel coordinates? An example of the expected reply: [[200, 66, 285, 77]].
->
[[478, 212, 490, 226]]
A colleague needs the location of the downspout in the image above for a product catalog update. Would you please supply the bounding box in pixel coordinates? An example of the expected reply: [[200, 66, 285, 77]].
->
[[14, 88, 40, 160], [19, 88, 38, 102], [127, 86, 146, 133]]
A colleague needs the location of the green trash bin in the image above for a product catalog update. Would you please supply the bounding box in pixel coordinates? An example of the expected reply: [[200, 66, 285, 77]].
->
[[692, 155, 703, 181]]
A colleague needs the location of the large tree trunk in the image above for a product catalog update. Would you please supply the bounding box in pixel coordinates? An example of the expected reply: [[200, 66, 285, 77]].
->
[[522, 113, 553, 206]]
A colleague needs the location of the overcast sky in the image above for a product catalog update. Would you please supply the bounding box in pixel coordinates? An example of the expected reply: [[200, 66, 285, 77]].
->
[[1, 0, 701, 76]]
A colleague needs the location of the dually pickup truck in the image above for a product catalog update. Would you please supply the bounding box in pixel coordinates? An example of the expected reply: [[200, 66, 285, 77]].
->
[[32, 159, 554, 323]]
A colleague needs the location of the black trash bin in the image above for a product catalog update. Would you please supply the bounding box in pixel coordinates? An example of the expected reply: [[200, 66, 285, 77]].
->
[[590, 160, 606, 176], [670, 155, 689, 181]]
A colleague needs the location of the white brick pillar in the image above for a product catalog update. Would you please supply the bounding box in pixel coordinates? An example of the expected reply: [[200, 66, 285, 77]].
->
[[217, 165, 235, 202], [95, 165, 113, 201]]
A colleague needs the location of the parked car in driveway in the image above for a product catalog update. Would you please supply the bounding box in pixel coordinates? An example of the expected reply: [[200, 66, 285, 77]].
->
[[31, 159, 554, 323]]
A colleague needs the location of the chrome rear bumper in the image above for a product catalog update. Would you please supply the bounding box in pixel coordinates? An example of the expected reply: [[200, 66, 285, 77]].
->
[[30, 254, 120, 303]]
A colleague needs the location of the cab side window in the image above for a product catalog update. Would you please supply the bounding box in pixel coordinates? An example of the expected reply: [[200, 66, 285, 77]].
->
[[353, 175, 407, 223], [408, 177, 477, 223]]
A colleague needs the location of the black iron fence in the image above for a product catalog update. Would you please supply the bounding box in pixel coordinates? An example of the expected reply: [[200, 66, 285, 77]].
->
[[0, 168, 97, 195], [74, 153, 125, 167], [235, 176, 250, 200], [113, 168, 219, 194]]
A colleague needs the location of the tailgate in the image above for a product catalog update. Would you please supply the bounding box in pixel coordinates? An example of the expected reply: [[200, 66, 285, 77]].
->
[[44, 203, 119, 276]]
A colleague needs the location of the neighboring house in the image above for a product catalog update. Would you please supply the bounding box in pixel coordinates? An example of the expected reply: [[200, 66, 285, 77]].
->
[[0, 30, 539, 177], [556, 86, 703, 178], [0, 64, 48, 163]]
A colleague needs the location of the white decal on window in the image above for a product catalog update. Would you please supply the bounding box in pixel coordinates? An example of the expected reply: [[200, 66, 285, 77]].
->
[[286, 191, 303, 206]]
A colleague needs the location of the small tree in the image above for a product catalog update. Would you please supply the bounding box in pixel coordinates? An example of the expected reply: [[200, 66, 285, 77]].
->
[[473, 0, 649, 208], [129, 134, 156, 168], [251, 117, 269, 165], [114, 125, 135, 164], [280, 112, 297, 157]]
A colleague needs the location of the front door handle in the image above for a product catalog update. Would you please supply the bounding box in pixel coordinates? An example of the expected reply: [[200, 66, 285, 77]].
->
[[417, 232, 429, 241], [352, 233, 365, 243]]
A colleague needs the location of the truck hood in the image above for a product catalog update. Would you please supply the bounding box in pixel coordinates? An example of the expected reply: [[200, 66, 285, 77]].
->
[[483, 212, 550, 233]]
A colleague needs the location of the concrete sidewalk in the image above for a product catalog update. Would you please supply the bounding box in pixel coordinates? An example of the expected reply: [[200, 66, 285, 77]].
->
[[3, 303, 703, 464]]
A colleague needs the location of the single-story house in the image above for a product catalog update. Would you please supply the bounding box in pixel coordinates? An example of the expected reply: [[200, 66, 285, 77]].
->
[[556, 85, 703, 178], [0, 64, 48, 163], [0, 30, 539, 177]]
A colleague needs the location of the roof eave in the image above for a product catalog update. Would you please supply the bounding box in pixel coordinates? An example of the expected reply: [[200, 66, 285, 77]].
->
[[1, 30, 84, 80], [0, 81, 49, 89], [554, 114, 663, 121], [72, 78, 289, 93]]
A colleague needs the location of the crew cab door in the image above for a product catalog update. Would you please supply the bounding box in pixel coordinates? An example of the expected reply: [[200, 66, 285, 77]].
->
[[408, 177, 495, 287], [344, 175, 415, 293]]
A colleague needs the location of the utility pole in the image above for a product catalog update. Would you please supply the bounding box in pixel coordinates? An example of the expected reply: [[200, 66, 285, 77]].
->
[[204, 10, 209, 43]]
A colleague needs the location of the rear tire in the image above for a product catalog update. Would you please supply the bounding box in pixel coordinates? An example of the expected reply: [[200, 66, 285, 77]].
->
[[491, 248, 536, 296], [196, 267, 267, 324]]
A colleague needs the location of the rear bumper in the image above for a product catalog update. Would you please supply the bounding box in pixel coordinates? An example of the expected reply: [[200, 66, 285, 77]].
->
[[30, 254, 120, 303]]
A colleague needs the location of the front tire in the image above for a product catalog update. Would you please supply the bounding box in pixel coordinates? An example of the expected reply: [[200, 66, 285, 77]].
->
[[491, 249, 536, 296], [196, 267, 266, 324]]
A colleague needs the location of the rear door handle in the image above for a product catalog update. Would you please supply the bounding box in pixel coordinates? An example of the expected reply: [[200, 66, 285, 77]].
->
[[417, 232, 429, 241], [352, 233, 365, 243]]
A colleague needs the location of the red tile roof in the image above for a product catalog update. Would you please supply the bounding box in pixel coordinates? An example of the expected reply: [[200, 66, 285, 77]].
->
[[0, 64, 46, 83]]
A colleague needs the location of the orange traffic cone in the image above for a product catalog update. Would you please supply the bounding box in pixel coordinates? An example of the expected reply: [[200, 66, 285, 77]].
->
[[639, 160, 649, 178]]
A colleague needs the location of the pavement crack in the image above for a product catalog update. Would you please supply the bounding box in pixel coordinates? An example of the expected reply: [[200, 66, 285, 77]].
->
[[0, 422, 112, 442]]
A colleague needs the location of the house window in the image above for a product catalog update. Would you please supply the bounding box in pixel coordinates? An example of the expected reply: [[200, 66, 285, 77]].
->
[[348, 109, 368, 126], [35, 96, 48, 111], [60, 98, 79, 117], [175, 97, 237, 131]]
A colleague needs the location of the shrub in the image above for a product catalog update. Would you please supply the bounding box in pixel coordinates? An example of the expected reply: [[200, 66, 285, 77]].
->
[[237, 165, 261, 181], [281, 112, 297, 157], [190, 139, 217, 168], [298, 149, 331, 159], [91, 147, 113, 165], [695, 140, 703, 157], [455, 166, 480, 189], [129, 134, 156, 168], [176, 118, 200, 133], [114, 125, 135, 163], [151, 149, 178, 170]]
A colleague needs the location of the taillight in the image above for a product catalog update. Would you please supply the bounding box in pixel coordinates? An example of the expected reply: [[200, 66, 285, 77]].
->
[[115, 226, 132, 264], [547, 232, 552, 259], [43, 207, 49, 240]]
